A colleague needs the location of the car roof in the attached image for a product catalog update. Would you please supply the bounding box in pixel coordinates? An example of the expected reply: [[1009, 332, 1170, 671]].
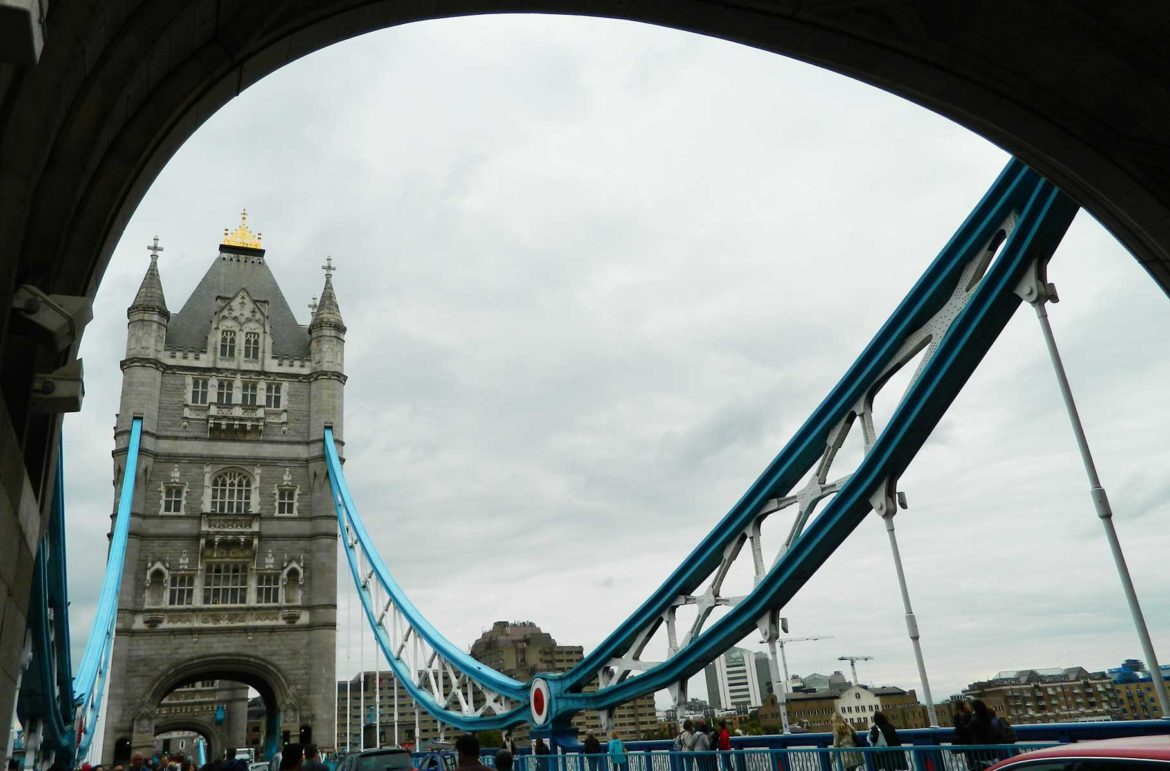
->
[[356, 748, 410, 756], [996, 737, 1170, 766]]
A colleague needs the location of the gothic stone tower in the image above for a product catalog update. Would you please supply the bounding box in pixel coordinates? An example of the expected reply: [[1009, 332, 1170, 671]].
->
[[101, 215, 344, 762]]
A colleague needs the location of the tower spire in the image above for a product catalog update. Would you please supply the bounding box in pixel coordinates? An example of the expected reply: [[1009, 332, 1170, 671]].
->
[[129, 235, 169, 318], [310, 256, 344, 332]]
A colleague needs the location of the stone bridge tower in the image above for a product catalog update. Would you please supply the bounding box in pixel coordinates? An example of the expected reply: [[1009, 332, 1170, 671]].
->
[[101, 214, 344, 762]]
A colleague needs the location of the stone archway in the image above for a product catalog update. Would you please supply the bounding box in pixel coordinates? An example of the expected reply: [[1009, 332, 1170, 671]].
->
[[124, 654, 298, 762], [154, 718, 226, 764]]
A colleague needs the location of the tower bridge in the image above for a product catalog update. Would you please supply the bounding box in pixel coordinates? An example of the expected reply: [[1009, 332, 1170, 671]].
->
[[2, 4, 1170, 767]]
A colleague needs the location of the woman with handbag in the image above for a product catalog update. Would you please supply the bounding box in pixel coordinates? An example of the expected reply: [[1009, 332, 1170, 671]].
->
[[832, 713, 864, 771]]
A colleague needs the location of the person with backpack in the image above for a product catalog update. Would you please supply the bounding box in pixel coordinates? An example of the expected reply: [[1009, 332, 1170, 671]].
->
[[990, 710, 1016, 743], [960, 700, 1010, 769], [867, 712, 908, 771]]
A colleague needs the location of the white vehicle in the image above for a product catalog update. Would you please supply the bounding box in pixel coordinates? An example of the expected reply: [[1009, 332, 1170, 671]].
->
[[235, 749, 256, 763]]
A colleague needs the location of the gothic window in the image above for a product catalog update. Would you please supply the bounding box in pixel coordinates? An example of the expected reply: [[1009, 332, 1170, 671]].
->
[[169, 573, 195, 606], [210, 470, 251, 514], [219, 329, 236, 358], [162, 484, 184, 514], [276, 486, 297, 516], [265, 383, 282, 409], [241, 381, 258, 406], [216, 380, 234, 405], [256, 573, 280, 605], [243, 331, 261, 360], [191, 378, 208, 405], [203, 562, 248, 605]]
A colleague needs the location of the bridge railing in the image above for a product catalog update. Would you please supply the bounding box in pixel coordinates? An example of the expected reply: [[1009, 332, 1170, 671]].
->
[[509, 746, 1055, 771]]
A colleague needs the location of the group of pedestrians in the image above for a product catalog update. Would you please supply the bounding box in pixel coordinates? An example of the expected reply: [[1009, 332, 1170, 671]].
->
[[830, 711, 908, 771], [672, 720, 734, 771], [952, 700, 1017, 770]]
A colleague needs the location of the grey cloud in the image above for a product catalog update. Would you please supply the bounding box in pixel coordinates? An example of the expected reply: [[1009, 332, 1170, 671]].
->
[[65, 14, 1170, 712]]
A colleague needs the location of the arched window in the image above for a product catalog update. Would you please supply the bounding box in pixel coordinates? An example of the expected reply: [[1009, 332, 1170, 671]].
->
[[210, 469, 251, 514], [243, 331, 261, 360], [219, 329, 236, 358]]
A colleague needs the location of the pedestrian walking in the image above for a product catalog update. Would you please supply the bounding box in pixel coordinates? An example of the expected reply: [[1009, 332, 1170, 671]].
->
[[867, 712, 907, 771], [692, 722, 715, 771], [454, 734, 490, 771], [831, 713, 864, 771], [583, 731, 602, 771], [534, 738, 551, 771], [958, 700, 1010, 770], [607, 732, 627, 771], [716, 722, 731, 771]]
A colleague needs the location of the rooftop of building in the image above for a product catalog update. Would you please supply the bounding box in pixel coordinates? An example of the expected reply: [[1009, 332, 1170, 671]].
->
[[162, 214, 322, 357]]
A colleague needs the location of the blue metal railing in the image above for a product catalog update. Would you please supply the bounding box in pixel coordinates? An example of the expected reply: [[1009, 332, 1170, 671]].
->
[[505, 746, 1056, 771]]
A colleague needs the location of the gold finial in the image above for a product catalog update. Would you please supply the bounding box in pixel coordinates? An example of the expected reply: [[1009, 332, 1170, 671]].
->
[[221, 208, 264, 249]]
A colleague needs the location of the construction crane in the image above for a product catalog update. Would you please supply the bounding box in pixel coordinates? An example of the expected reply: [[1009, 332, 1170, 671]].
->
[[776, 635, 835, 692], [758, 623, 834, 735], [838, 655, 874, 685]]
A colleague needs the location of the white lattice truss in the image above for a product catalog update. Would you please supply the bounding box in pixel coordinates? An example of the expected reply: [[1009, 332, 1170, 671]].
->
[[338, 511, 524, 721], [595, 211, 1020, 714]]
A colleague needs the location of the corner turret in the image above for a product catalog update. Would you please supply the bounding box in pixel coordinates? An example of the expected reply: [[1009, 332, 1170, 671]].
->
[[118, 236, 170, 435], [309, 256, 345, 443], [126, 236, 169, 358]]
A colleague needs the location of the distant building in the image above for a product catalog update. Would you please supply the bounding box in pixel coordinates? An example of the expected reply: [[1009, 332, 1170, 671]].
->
[[789, 671, 849, 693], [335, 671, 445, 751], [758, 683, 927, 733], [705, 648, 768, 710], [963, 667, 1119, 724], [1108, 659, 1170, 721], [470, 621, 658, 741]]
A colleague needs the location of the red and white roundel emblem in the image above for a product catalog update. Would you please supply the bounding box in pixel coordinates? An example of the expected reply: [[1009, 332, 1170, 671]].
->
[[530, 678, 552, 726]]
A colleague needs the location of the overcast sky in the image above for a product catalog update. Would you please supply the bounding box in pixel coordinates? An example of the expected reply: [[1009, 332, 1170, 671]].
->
[[65, 14, 1170, 719]]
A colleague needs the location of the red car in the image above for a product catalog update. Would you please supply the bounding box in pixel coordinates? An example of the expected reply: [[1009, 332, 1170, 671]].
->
[[988, 737, 1170, 771]]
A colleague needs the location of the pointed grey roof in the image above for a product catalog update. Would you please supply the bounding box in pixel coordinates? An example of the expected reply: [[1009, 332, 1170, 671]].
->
[[129, 255, 169, 318], [166, 247, 309, 357], [310, 272, 345, 333]]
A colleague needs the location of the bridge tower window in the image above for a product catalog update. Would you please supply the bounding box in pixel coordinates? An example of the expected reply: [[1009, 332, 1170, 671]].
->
[[276, 486, 297, 516], [220, 329, 237, 358], [241, 381, 258, 406], [265, 383, 282, 409], [162, 484, 184, 514], [216, 380, 234, 405], [203, 562, 248, 605], [256, 573, 280, 604], [210, 470, 252, 514], [243, 331, 261, 360], [191, 378, 208, 405], [169, 573, 195, 606]]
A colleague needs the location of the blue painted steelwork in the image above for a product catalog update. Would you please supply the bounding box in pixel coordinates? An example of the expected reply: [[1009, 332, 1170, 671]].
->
[[324, 430, 530, 730], [16, 445, 76, 762], [552, 162, 1077, 712], [72, 417, 144, 760], [328, 159, 1077, 729]]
